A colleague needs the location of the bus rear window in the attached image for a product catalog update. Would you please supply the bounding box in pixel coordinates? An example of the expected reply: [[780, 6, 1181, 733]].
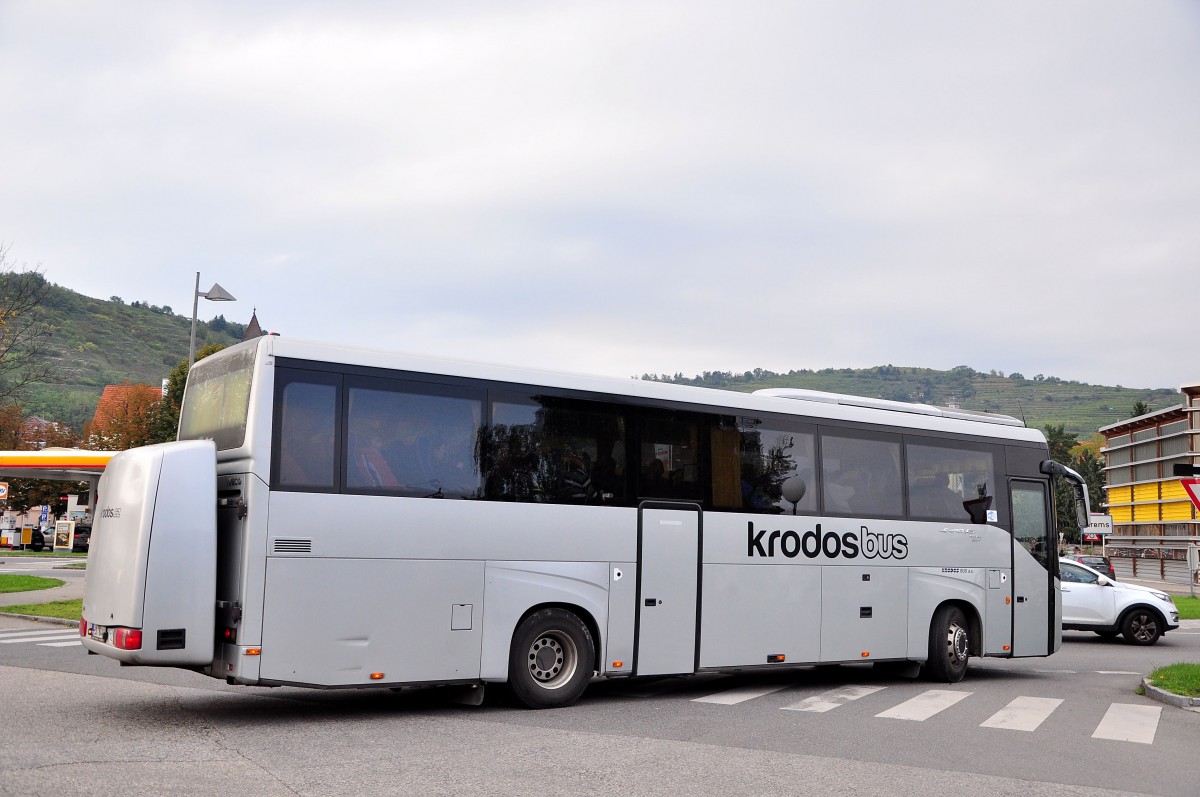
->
[[178, 344, 256, 450]]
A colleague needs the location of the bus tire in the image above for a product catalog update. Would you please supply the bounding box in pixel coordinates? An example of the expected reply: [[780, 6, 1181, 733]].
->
[[924, 604, 970, 683], [508, 608, 594, 709]]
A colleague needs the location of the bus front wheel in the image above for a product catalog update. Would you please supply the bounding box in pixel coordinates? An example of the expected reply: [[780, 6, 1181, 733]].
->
[[924, 605, 970, 683], [508, 608, 594, 709]]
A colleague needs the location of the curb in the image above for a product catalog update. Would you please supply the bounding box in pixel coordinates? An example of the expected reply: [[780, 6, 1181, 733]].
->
[[1142, 677, 1200, 709], [0, 611, 77, 627]]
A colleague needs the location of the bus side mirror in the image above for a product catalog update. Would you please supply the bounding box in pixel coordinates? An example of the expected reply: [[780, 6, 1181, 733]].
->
[[1073, 486, 1089, 531]]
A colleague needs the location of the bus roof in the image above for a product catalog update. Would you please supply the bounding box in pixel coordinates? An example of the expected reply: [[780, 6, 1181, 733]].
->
[[229, 336, 1047, 446]]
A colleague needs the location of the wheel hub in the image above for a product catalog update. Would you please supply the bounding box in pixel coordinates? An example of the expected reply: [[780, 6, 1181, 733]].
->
[[529, 636, 566, 683], [950, 626, 968, 662]]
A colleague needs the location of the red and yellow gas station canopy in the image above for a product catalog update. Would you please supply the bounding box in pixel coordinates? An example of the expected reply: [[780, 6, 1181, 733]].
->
[[0, 448, 115, 481]]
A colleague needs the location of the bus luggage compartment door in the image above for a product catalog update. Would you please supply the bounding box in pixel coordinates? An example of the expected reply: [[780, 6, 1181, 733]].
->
[[634, 502, 700, 676], [82, 440, 217, 666]]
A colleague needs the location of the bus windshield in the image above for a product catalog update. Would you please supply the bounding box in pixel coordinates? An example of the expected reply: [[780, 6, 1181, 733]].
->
[[178, 343, 257, 450]]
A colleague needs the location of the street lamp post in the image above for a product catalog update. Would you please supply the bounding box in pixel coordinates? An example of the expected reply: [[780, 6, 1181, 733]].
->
[[189, 272, 237, 371]]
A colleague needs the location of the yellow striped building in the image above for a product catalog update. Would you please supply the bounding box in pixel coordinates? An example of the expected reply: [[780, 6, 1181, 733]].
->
[[1100, 388, 1200, 534]]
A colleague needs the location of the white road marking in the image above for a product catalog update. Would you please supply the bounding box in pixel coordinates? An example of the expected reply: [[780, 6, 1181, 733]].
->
[[0, 628, 74, 638], [0, 633, 80, 644], [692, 683, 792, 705], [782, 685, 886, 713], [876, 689, 971, 721], [980, 696, 1063, 731], [40, 640, 82, 647], [1094, 671, 1140, 675], [1092, 704, 1161, 744]]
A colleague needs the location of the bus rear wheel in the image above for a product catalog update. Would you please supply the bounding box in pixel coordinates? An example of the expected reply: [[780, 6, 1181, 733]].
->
[[508, 608, 594, 709], [924, 605, 970, 683]]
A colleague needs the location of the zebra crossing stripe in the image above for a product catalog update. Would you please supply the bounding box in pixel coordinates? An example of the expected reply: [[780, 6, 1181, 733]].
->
[[876, 689, 972, 721], [692, 683, 792, 705], [0, 628, 74, 638], [782, 685, 886, 713], [980, 696, 1063, 731], [0, 633, 80, 644], [1092, 704, 1161, 744], [39, 640, 83, 647]]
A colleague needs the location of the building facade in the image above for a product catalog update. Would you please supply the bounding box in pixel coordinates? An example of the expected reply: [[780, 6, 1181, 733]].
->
[[1100, 384, 1200, 585]]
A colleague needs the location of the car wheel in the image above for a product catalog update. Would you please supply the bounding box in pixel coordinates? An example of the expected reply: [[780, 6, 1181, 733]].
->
[[1120, 609, 1162, 646]]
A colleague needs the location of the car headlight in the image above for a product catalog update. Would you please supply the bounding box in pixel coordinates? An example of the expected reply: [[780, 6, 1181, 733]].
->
[[1149, 590, 1172, 603]]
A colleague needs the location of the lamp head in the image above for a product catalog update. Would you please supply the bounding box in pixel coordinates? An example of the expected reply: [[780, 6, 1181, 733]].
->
[[202, 282, 236, 302]]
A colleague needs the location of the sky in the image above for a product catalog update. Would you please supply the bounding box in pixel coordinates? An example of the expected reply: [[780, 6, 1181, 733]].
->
[[2, 1, 1198, 389]]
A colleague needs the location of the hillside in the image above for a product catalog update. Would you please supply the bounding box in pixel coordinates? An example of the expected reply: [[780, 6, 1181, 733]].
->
[[5, 273, 244, 430], [0, 274, 1178, 439], [642, 366, 1177, 439]]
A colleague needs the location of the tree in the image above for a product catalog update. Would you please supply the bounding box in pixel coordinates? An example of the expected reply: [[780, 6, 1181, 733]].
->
[[0, 245, 58, 403], [0, 405, 85, 517], [1129, 401, 1150, 418], [1073, 449, 1105, 517], [83, 383, 164, 450], [146, 343, 227, 444], [1043, 424, 1082, 543]]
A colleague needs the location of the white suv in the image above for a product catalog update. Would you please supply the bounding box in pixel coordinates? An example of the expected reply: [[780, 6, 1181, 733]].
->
[[1059, 558, 1180, 645]]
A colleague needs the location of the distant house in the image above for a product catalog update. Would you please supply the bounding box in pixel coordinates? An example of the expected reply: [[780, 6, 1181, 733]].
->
[[19, 416, 72, 450]]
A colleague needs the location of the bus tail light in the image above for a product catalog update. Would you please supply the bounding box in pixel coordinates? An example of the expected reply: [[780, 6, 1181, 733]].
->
[[370, 672, 385, 680], [767, 654, 785, 663], [113, 628, 142, 650], [79, 619, 87, 637]]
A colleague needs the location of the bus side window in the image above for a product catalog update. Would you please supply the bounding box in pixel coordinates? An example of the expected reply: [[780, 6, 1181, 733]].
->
[[484, 394, 627, 505], [346, 381, 482, 499], [638, 412, 702, 501], [820, 432, 902, 518], [712, 416, 816, 514], [278, 381, 338, 490], [906, 442, 996, 523]]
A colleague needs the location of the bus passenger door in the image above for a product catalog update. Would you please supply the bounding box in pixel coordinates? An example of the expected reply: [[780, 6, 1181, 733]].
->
[[1009, 480, 1057, 657], [634, 502, 700, 676]]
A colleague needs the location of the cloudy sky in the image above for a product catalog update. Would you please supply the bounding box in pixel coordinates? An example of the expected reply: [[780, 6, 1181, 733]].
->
[[2, 2, 1197, 389]]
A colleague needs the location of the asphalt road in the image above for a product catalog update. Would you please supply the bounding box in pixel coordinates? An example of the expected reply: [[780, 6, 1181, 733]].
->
[[2, 605, 1198, 797]]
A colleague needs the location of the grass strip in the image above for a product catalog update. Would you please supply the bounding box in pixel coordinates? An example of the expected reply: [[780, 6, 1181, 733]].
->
[[1169, 596, 1200, 620], [0, 599, 82, 620], [1147, 663, 1200, 697], [0, 574, 66, 593]]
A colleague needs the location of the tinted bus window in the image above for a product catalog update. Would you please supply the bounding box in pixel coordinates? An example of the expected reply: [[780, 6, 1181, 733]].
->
[[639, 411, 702, 501], [276, 377, 339, 491], [483, 394, 627, 504], [821, 431, 903, 517], [906, 442, 996, 523], [1012, 481, 1051, 568], [345, 379, 482, 498], [712, 416, 817, 514]]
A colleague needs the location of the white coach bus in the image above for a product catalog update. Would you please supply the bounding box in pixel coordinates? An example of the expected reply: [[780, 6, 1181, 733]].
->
[[81, 337, 1090, 708]]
